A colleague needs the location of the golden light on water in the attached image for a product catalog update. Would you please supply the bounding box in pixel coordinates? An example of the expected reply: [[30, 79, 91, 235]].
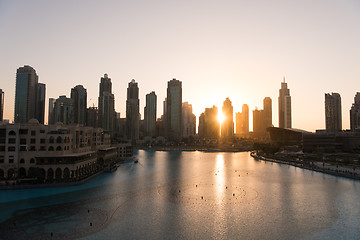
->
[[215, 153, 225, 205]]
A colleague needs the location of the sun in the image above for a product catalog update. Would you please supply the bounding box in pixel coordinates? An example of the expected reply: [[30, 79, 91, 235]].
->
[[217, 112, 225, 124]]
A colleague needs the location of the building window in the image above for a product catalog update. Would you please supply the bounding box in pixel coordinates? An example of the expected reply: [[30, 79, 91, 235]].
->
[[30, 146, 36, 151], [56, 146, 62, 151], [30, 158, 35, 164], [8, 130, 16, 136], [49, 136, 54, 143], [40, 130, 45, 133], [48, 146, 54, 151], [0, 157, 4, 163], [40, 139, 45, 144], [30, 138, 36, 144], [9, 159, 14, 164], [31, 130, 36, 136], [20, 146, 27, 151], [40, 146, 46, 151], [56, 136, 62, 143], [19, 129, 28, 135], [8, 146, 15, 151], [20, 159, 25, 164], [20, 138, 26, 144], [8, 138, 16, 144]]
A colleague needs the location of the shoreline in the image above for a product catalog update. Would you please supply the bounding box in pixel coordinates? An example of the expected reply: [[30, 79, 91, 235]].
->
[[250, 151, 360, 181]]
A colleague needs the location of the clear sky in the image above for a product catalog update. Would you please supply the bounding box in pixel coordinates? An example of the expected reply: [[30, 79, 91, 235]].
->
[[1, 0, 360, 132]]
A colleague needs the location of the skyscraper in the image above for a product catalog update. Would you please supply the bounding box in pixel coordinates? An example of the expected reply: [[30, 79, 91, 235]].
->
[[278, 78, 291, 128], [166, 79, 182, 140], [71, 85, 87, 125], [48, 98, 55, 125], [126, 79, 140, 141], [0, 89, 4, 121], [325, 92, 342, 131], [263, 97, 272, 128], [182, 102, 196, 138], [144, 91, 157, 137], [236, 104, 249, 135], [198, 106, 219, 139], [350, 92, 360, 131], [14, 65, 46, 123], [98, 74, 115, 131], [221, 97, 234, 138], [53, 95, 74, 125]]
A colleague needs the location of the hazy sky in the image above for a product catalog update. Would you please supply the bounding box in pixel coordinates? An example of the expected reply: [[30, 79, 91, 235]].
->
[[1, 0, 360, 131]]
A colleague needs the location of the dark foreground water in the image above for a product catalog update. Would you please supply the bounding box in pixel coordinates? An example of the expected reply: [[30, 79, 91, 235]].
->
[[0, 150, 360, 239]]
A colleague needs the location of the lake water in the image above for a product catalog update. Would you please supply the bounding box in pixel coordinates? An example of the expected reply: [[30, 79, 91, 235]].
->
[[0, 150, 360, 240]]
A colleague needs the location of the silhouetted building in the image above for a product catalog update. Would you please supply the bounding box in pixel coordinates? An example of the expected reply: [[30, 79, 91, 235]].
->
[[236, 104, 249, 135], [325, 92, 342, 132], [14, 65, 46, 124], [263, 97, 272, 128], [199, 106, 220, 139], [126, 79, 140, 141], [182, 102, 196, 138], [221, 98, 234, 138], [53, 95, 74, 125], [86, 106, 98, 128], [253, 97, 272, 135], [48, 98, 55, 125], [144, 91, 157, 137], [166, 79, 182, 140], [278, 77, 291, 128], [350, 92, 360, 131], [71, 85, 87, 125], [0, 89, 4, 121], [98, 74, 115, 131]]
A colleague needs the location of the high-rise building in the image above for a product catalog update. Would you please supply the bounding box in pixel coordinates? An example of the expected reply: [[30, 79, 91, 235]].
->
[[48, 98, 55, 125], [182, 102, 196, 138], [126, 79, 140, 141], [278, 78, 291, 128], [198, 105, 219, 139], [263, 97, 272, 128], [350, 92, 360, 131], [71, 85, 87, 125], [0, 89, 4, 121], [166, 79, 182, 140], [98, 74, 115, 131], [221, 97, 234, 138], [14, 65, 46, 123], [236, 104, 249, 135], [253, 97, 272, 134], [325, 92, 342, 131], [86, 106, 98, 128], [53, 95, 74, 125], [144, 91, 157, 137]]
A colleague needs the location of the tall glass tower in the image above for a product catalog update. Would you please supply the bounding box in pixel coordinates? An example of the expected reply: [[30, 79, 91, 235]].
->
[[166, 78, 182, 140], [278, 77, 291, 128]]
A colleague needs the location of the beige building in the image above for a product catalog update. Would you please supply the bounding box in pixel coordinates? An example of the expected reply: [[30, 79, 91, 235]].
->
[[0, 120, 132, 183]]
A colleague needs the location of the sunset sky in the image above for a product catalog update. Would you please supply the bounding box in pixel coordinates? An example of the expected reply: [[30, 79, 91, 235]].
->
[[1, 0, 360, 132]]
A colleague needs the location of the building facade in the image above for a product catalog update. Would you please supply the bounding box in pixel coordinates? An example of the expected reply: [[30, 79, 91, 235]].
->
[[278, 78, 291, 128], [53, 96, 74, 125], [325, 92, 342, 132], [14, 65, 46, 124], [0, 121, 131, 182], [350, 92, 360, 131], [236, 104, 249, 135], [166, 79, 182, 140], [182, 102, 196, 138], [126, 79, 140, 141], [98, 74, 115, 132], [198, 106, 220, 139], [221, 98, 234, 138], [71, 85, 87, 125], [0, 89, 4, 121], [144, 91, 157, 137]]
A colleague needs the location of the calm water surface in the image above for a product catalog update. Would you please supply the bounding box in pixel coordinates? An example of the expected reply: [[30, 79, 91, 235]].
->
[[0, 150, 359, 239]]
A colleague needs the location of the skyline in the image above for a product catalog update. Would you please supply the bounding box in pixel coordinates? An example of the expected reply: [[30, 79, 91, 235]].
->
[[1, 0, 360, 131]]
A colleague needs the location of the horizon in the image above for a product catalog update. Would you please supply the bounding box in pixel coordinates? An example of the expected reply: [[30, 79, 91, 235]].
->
[[1, 0, 360, 132]]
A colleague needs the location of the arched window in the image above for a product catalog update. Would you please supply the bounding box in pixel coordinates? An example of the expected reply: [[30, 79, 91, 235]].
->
[[30, 158, 35, 164], [48, 146, 54, 151], [56, 136, 62, 143], [49, 136, 54, 143], [56, 146, 62, 151], [8, 130, 16, 136]]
